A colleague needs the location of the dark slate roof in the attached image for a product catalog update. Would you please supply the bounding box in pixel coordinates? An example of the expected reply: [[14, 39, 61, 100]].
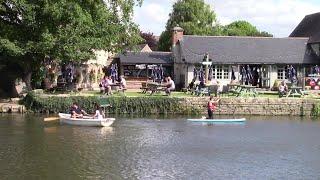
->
[[179, 35, 315, 64], [119, 52, 173, 65], [290, 12, 320, 43]]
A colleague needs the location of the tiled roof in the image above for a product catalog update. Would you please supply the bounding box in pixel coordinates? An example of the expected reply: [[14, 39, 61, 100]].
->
[[290, 12, 320, 43], [178, 35, 316, 64], [119, 51, 173, 65]]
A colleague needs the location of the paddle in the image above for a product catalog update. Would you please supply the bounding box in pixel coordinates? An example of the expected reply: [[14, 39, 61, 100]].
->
[[44, 117, 59, 121]]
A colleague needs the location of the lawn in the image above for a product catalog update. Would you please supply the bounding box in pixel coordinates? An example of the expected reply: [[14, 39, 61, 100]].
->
[[44, 89, 319, 99]]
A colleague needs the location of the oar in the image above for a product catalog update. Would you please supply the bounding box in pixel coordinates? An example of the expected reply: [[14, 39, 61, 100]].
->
[[44, 117, 59, 121]]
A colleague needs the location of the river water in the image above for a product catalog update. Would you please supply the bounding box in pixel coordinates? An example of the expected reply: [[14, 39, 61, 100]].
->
[[0, 114, 320, 180]]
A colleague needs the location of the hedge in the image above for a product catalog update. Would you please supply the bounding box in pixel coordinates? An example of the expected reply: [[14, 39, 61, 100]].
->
[[22, 93, 201, 115]]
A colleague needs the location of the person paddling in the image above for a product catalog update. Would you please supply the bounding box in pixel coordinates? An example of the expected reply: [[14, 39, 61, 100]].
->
[[70, 102, 89, 118], [207, 96, 220, 119]]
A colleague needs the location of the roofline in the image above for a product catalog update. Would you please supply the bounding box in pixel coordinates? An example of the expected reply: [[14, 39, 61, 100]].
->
[[182, 35, 309, 40], [120, 62, 173, 65], [120, 51, 172, 55]]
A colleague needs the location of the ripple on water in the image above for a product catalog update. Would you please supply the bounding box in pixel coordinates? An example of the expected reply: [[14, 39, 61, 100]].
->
[[1, 115, 320, 179]]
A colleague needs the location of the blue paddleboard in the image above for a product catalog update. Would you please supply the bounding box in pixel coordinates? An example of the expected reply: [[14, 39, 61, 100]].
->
[[187, 118, 246, 123]]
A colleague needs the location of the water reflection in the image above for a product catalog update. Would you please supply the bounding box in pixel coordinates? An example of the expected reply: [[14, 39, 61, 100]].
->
[[0, 114, 320, 179]]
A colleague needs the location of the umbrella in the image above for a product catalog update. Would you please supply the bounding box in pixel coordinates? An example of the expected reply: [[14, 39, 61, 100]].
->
[[151, 67, 155, 82], [208, 65, 213, 80], [110, 64, 118, 82], [240, 66, 247, 84], [193, 67, 198, 81], [199, 67, 204, 83], [289, 65, 297, 83], [316, 65, 320, 74], [231, 66, 236, 80], [246, 65, 253, 84], [156, 66, 161, 81], [159, 65, 164, 81]]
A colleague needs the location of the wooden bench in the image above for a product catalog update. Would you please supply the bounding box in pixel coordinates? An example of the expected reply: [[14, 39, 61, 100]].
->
[[140, 82, 148, 93], [117, 88, 127, 94]]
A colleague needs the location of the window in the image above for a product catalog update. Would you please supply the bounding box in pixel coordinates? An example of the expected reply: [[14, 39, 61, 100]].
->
[[211, 65, 229, 80], [277, 67, 287, 80]]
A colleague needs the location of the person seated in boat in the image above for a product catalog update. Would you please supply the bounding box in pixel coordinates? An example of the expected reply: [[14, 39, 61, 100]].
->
[[70, 102, 89, 118], [164, 76, 175, 95], [207, 96, 220, 119], [93, 103, 105, 119]]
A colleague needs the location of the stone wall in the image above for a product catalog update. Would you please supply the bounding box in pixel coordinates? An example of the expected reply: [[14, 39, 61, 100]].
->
[[184, 97, 319, 116]]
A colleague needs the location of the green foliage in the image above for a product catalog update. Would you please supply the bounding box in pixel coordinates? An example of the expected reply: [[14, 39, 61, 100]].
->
[[158, 0, 218, 51], [0, 0, 143, 91], [311, 103, 320, 116], [22, 93, 201, 115], [158, 31, 172, 52], [222, 21, 273, 37], [158, 1, 273, 51]]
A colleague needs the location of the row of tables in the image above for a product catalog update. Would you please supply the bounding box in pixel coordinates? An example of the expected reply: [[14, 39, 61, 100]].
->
[[228, 84, 305, 97], [194, 84, 304, 97], [141, 82, 305, 97]]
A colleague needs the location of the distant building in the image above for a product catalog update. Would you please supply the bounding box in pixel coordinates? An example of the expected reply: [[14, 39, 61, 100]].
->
[[171, 12, 320, 89], [290, 12, 320, 59], [116, 12, 320, 90], [117, 51, 173, 81], [116, 43, 173, 82]]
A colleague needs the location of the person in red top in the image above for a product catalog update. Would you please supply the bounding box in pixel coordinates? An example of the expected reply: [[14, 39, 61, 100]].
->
[[207, 96, 220, 119]]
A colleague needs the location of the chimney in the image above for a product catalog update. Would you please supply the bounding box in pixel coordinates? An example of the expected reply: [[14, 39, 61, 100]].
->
[[172, 26, 184, 46]]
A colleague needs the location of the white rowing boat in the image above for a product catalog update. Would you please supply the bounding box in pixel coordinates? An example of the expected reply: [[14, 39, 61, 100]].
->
[[187, 118, 246, 123], [58, 113, 115, 127]]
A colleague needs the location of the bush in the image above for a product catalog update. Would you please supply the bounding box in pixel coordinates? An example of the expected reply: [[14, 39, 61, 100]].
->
[[311, 102, 320, 117], [22, 92, 201, 115]]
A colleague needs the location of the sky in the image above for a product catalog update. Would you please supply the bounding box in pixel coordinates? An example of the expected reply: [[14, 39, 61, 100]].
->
[[133, 0, 320, 37]]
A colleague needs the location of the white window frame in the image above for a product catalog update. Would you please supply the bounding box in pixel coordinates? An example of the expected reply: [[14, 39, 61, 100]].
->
[[211, 65, 229, 80], [277, 67, 287, 80]]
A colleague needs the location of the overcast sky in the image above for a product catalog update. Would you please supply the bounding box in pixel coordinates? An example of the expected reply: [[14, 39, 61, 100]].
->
[[133, 0, 320, 37]]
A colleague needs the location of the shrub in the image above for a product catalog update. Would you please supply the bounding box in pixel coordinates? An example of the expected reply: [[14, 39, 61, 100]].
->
[[311, 102, 320, 117], [22, 93, 201, 115]]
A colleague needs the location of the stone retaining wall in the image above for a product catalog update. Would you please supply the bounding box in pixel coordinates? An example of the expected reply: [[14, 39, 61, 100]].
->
[[184, 97, 319, 116]]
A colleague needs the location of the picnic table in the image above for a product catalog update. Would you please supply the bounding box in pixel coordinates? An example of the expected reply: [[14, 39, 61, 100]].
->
[[140, 82, 166, 95], [286, 86, 304, 97], [228, 84, 241, 96], [236, 85, 258, 97], [147, 82, 166, 95], [108, 83, 126, 94]]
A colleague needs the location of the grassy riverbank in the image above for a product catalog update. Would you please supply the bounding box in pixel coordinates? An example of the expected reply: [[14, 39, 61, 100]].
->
[[21, 90, 320, 116]]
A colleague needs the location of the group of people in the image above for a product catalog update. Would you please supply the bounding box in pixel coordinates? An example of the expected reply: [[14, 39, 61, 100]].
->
[[189, 78, 223, 97], [70, 102, 110, 119], [99, 75, 126, 95]]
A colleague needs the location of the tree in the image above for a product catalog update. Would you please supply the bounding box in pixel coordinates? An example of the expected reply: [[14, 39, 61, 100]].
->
[[0, 0, 143, 97], [140, 32, 158, 50], [158, 0, 218, 51], [222, 21, 273, 37]]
